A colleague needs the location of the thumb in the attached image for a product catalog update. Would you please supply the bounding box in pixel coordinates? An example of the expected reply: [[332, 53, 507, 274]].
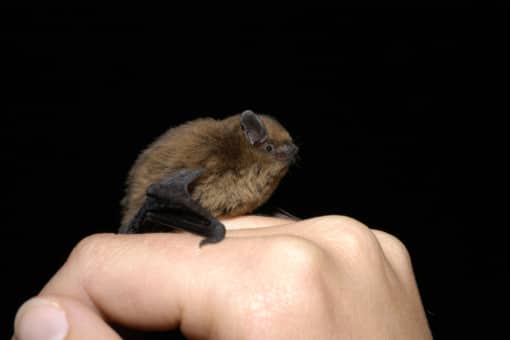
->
[[14, 296, 120, 340]]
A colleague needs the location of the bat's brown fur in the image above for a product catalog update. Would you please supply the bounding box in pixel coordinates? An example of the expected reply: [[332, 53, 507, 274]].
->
[[121, 113, 294, 228]]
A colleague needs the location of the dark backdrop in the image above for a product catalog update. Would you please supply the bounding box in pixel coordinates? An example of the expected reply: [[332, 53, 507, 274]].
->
[[2, 6, 503, 339]]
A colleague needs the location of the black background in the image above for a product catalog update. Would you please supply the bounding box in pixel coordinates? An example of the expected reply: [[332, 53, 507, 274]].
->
[[2, 6, 504, 339]]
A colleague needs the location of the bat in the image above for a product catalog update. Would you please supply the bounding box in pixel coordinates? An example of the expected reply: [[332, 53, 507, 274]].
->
[[118, 110, 298, 246]]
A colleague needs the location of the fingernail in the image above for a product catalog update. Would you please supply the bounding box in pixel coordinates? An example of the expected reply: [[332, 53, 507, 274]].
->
[[14, 298, 69, 340]]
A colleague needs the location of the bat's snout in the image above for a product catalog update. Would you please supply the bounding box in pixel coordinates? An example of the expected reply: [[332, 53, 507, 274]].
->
[[287, 143, 299, 157], [277, 143, 299, 162]]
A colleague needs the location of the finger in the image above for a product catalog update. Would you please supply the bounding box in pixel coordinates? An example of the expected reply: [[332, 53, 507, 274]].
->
[[14, 295, 120, 340], [225, 215, 334, 238], [38, 232, 255, 333], [221, 215, 294, 230]]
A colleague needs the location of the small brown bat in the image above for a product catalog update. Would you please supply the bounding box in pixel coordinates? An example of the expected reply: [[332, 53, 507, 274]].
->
[[118, 110, 298, 246]]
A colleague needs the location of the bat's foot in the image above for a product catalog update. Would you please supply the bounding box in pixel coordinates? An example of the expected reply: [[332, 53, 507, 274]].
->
[[120, 168, 227, 246]]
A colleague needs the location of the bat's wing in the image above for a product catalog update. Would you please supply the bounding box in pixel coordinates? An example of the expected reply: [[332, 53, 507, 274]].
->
[[119, 168, 226, 247]]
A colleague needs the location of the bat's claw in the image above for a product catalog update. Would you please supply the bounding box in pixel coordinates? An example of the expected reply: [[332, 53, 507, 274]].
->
[[199, 219, 226, 247]]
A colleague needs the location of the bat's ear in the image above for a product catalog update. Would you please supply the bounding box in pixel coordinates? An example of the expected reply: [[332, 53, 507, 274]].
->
[[240, 110, 268, 145]]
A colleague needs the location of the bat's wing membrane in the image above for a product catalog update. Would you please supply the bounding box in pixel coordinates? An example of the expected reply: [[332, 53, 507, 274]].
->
[[119, 168, 226, 246]]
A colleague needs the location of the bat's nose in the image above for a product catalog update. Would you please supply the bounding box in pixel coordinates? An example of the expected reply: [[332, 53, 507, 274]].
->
[[287, 143, 299, 157], [281, 143, 299, 162]]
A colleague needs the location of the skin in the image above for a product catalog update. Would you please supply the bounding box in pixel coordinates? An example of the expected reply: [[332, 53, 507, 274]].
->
[[14, 215, 433, 339]]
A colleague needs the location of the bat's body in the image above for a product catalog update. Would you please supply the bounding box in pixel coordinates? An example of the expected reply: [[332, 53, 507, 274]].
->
[[119, 110, 297, 245]]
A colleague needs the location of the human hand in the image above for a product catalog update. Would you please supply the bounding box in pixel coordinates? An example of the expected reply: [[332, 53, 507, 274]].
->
[[13, 215, 432, 339]]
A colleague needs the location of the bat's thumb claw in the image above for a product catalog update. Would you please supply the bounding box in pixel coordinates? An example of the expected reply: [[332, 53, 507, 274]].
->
[[198, 222, 226, 247]]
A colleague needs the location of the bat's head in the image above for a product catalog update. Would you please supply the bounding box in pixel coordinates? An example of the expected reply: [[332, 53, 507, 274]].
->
[[239, 110, 298, 166]]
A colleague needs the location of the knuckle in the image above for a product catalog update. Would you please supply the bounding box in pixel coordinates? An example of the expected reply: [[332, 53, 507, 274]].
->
[[262, 236, 325, 282], [385, 233, 411, 259], [67, 233, 118, 275], [374, 230, 413, 271], [313, 215, 380, 258], [250, 236, 328, 305]]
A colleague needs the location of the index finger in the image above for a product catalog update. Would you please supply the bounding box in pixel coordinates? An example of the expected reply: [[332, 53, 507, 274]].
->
[[20, 215, 298, 339], [39, 232, 245, 333]]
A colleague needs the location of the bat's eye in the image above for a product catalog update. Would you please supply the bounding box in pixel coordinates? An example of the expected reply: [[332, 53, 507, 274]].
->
[[265, 144, 273, 152]]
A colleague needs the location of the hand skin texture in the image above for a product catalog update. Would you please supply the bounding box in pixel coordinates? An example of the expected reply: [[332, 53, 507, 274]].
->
[[13, 215, 433, 339]]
